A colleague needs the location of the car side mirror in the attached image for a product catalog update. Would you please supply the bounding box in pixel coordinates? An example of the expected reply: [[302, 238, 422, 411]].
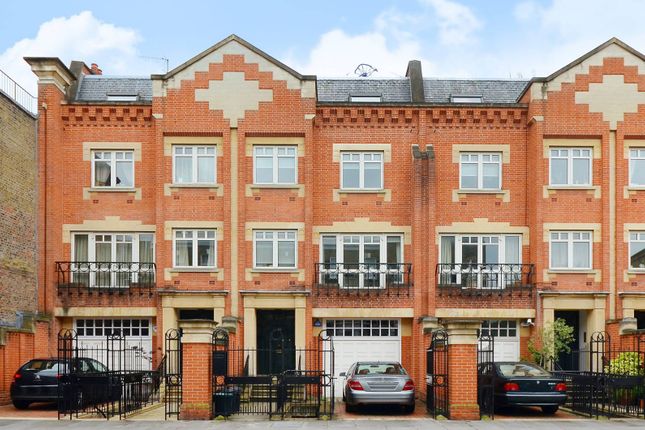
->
[[339, 372, 346, 377]]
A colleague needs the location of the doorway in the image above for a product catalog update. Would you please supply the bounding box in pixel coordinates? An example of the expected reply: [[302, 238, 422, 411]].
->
[[554, 310, 582, 370], [256, 310, 295, 374]]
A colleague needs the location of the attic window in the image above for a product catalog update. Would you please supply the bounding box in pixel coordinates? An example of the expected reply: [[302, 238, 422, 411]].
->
[[349, 95, 382, 103], [106, 94, 138, 102], [450, 95, 482, 103]]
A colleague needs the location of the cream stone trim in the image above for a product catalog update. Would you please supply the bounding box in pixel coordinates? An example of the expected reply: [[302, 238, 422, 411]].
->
[[54, 307, 156, 317], [313, 218, 412, 245], [164, 183, 224, 196], [83, 142, 142, 161], [452, 189, 510, 203], [332, 144, 392, 163], [161, 293, 226, 335], [543, 185, 601, 199], [245, 268, 304, 282], [443, 320, 481, 345], [63, 217, 155, 243], [28, 60, 74, 93], [609, 131, 617, 319], [245, 137, 305, 157], [83, 187, 143, 200], [246, 184, 304, 197], [333, 189, 391, 202], [435, 218, 530, 245], [160, 39, 316, 98], [544, 269, 601, 282], [162, 136, 223, 157], [435, 308, 535, 319], [312, 308, 414, 318], [164, 221, 224, 241], [451, 144, 510, 164], [529, 42, 645, 101], [624, 224, 645, 242], [624, 186, 645, 198], [623, 139, 645, 158], [164, 267, 224, 282], [230, 129, 240, 317], [244, 222, 305, 241], [543, 138, 601, 159], [541, 293, 607, 340], [542, 223, 601, 242], [622, 295, 645, 318]]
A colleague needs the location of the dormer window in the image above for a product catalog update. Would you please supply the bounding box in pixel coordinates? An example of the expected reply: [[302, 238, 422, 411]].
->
[[349, 95, 382, 103], [450, 95, 482, 103], [106, 94, 138, 102]]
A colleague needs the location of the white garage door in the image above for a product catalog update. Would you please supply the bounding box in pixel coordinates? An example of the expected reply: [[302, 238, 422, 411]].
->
[[74, 318, 153, 370], [479, 320, 519, 362], [325, 319, 401, 397]]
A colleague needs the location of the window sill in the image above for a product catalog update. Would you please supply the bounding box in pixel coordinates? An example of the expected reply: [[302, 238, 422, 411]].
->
[[250, 184, 301, 189], [452, 189, 509, 202], [627, 270, 645, 275], [169, 268, 219, 273], [250, 268, 299, 273], [169, 183, 220, 189], [547, 269, 595, 274], [456, 189, 504, 194], [338, 189, 386, 194], [626, 186, 645, 191], [546, 185, 595, 190], [88, 187, 137, 193]]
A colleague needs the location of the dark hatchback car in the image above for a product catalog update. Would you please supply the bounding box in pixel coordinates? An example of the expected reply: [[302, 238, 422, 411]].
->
[[10, 357, 117, 409], [479, 361, 567, 414]]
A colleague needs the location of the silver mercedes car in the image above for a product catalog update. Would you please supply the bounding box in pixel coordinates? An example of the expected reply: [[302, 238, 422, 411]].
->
[[340, 361, 415, 413]]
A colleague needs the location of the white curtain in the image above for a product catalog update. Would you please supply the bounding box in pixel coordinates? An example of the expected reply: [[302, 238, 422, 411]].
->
[[94, 160, 111, 186]]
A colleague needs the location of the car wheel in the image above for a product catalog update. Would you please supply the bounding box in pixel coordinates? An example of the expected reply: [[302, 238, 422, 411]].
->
[[12, 400, 30, 410], [403, 404, 415, 414], [542, 405, 559, 415]]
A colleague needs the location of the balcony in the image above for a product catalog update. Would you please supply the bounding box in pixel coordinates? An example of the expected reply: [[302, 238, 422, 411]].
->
[[314, 262, 412, 296], [55, 262, 156, 295], [436, 263, 534, 296]]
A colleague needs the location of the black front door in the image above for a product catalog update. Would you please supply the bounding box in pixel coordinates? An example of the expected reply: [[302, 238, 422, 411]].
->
[[555, 310, 580, 371], [256, 310, 295, 374]]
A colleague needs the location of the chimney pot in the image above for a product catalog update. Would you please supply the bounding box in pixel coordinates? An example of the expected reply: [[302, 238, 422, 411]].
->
[[90, 63, 102, 75]]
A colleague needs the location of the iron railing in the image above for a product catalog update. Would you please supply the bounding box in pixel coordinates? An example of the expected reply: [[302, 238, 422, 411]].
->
[[0, 68, 37, 115], [314, 262, 412, 296], [436, 263, 534, 294], [55, 261, 156, 294]]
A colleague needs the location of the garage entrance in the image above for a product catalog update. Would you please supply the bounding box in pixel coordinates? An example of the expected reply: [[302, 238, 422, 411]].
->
[[325, 319, 401, 398], [479, 320, 519, 362]]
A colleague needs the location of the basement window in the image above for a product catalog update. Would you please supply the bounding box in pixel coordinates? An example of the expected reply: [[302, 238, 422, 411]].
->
[[349, 95, 382, 103], [106, 94, 138, 102], [450, 95, 483, 103]]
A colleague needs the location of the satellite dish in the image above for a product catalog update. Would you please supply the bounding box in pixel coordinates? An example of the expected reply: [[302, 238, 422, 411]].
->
[[354, 64, 377, 78]]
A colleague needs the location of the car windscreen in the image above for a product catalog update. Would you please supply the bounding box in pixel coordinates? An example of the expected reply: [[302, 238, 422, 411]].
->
[[355, 363, 406, 375], [22, 360, 59, 371], [497, 363, 551, 377]]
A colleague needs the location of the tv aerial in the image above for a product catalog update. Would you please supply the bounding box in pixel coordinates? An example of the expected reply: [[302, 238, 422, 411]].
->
[[354, 63, 377, 77]]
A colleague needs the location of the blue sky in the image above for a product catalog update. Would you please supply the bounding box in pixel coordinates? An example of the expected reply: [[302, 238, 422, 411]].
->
[[2, 0, 645, 94]]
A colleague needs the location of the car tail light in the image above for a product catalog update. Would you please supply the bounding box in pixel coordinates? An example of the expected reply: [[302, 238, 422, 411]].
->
[[503, 382, 520, 392], [13, 373, 21, 381], [555, 383, 567, 392], [348, 379, 364, 391], [402, 380, 415, 391]]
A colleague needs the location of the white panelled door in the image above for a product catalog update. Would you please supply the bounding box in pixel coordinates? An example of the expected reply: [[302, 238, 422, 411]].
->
[[325, 319, 401, 398], [479, 320, 520, 362]]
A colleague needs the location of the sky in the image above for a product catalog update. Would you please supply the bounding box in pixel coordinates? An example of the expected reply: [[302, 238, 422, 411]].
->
[[2, 0, 645, 95]]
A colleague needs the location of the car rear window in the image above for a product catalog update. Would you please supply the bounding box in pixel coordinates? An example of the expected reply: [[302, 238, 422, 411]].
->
[[22, 360, 58, 371], [497, 363, 551, 377], [355, 363, 406, 375]]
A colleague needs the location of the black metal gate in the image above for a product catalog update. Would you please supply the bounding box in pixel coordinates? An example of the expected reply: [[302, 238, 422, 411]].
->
[[426, 330, 449, 419], [211, 328, 334, 419], [57, 329, 160, 420], [164, 328, 183, 420], [477, 334, 495, 419]]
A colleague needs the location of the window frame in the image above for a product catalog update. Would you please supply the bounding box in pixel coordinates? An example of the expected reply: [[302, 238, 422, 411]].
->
[[172, 229, 217, 269], [172, 145, 217, 185], [459, 152, 502, 190], [71, 232, 155, 263], [252, 146, 298, 185], [438, 234, 521, 265], [252, 230, 298, 269], [629, 148, 645, 187], [340, 151, 384, 190], [549, 231, 593, 270], [91, 150, 135, 188], [629, 231, 645, 270], [549, 147, 593, 186]]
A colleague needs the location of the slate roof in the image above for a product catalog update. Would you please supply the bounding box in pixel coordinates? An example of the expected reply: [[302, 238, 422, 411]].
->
[[75, 75, 153, 102], [423, 79, 529, 104], [317, 79, 411, 103]]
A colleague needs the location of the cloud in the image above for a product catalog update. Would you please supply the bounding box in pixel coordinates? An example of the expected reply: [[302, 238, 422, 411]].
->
[[0, 11, 148, 95], [422, 0, 482, 45]]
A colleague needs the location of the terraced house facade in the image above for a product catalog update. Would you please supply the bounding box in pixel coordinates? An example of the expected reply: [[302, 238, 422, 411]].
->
[[26, 35, 645, 416]]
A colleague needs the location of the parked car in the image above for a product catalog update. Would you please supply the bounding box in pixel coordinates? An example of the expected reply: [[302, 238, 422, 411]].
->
[[9, 357, 119, 410], [478, 361, 567, 414], [341, 361, 415, 413]]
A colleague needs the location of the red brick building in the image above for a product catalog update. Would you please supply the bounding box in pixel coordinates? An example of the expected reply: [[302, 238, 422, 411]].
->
[[26, 35, 645, 413]]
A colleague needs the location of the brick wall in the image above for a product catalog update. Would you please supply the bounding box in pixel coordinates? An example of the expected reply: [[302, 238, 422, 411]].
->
[[0, 92, 38, 326]]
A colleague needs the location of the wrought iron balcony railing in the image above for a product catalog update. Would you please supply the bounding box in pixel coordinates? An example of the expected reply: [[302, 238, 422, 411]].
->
[[314, 262, 412, 296], [56, 261, 156, 295], [436, 263, 534, 295]]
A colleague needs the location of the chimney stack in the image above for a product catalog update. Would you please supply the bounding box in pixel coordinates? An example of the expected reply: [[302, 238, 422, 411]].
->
[[90, 63, 102, 75], [406, 60, 424, 103]]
